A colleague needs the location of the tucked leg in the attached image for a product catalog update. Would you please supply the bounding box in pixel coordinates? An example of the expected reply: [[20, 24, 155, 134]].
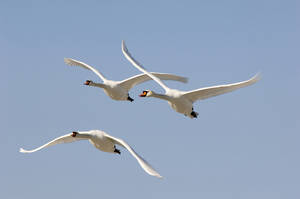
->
[[114, 147, 121, 154], [127, 96, 134, 102], [191, 111, 199, 118]]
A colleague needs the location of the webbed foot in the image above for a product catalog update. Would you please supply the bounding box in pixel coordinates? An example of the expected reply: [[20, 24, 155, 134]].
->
[[114, 148, 121, 154], [191, 111, 199, 118], [127, 96, 134, 102]]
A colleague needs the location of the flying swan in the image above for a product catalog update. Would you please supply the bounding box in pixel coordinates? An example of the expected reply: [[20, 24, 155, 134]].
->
[[20, 130, 162, 178], [64, 58, 187, 102], [122, 40, 261, 118]]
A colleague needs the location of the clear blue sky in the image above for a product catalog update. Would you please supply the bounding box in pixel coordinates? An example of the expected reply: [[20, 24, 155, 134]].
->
[[1, 1, 299, 198]]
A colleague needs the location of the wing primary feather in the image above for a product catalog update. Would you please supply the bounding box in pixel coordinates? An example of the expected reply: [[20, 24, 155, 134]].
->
[[119, 72, 188, 91], [105, 133, 162, 178], [19, 133, 87, 153], [121, 40, 170, 92], [64, 58, 107, 81], [183, 73, 261, 102]]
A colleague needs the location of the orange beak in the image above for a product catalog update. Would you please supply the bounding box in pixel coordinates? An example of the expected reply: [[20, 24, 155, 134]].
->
[[139, 91, 147, 97], [84, 80, 91, 85]]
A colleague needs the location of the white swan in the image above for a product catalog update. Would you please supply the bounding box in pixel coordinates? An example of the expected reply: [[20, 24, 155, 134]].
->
[[64, 58, 187, 102], [122, 40, 261, 118], [20, 130, 162, 178]]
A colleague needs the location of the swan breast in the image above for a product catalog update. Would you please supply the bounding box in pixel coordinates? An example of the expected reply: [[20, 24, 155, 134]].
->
[[89, 132, 115, 153], [168, 95, 193, 115], [103, 81, 128, 100]]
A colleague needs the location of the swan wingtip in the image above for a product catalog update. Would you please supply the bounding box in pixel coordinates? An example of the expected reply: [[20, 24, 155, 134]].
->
[[64, 58, 72, 65], [121, 40, 128, 51], [182, 77, 189, 83], [253, 72, 262, 82], [156, 174, 163, 179]]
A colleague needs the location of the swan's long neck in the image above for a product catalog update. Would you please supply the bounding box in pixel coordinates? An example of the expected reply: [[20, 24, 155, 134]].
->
[[76, 132, 92, 139], [151, 92, 171, 101], [90, 82, 106, 89]]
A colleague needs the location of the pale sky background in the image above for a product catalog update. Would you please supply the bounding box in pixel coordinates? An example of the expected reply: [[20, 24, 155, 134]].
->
[[1, 1, 299, 198]]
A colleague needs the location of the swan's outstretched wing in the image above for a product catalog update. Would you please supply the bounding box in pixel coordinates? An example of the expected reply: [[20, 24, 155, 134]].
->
[[121, 40, 170, 92], [182, 73, 261, 102], [64, 58, 107, 81], [119, 72, 187, 91], [20, 133, 87, 153], [104, 133, 162, 178]]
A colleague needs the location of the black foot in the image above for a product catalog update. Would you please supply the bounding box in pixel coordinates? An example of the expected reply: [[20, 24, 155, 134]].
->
[[191, 111, 198, 118], [127, 96, 134, 102], [114, 148, 121, 154]]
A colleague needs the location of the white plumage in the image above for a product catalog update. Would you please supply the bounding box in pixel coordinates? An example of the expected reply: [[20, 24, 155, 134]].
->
[[64, 58, 187, 102], [122, 40, 261, 118], [20, 130, 162, 178]]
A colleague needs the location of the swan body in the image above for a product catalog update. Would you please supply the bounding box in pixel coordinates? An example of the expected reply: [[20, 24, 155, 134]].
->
[[122, 40, 261, 118], [64, 58, 187, 102], [142, 89, 195, 117], [20, 130, 162, 178], [91, 79, 129, 101]]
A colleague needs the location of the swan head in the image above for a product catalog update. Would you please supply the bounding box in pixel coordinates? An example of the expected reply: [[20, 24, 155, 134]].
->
[[72, 131, 78, 137], [84, 80, 93, 85], [139, 90, 153, 97], [71, 131, 91, 139]]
